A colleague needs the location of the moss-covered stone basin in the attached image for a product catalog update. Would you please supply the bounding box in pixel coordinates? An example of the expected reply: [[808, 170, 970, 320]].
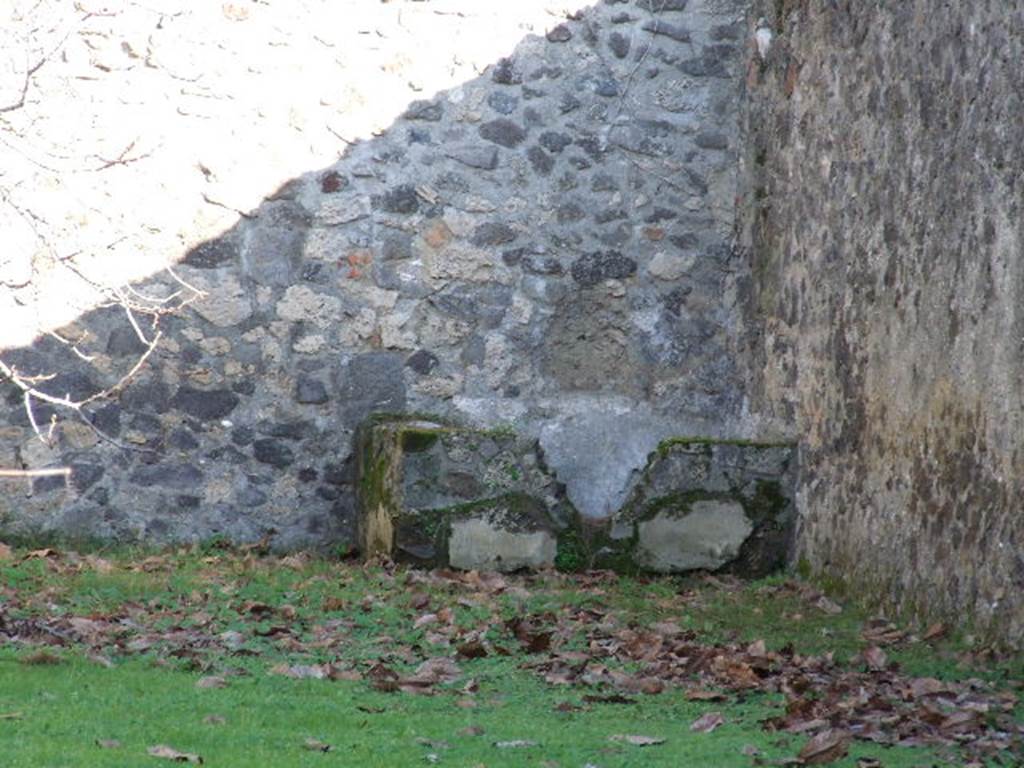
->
[[355, 416, 796, 576]]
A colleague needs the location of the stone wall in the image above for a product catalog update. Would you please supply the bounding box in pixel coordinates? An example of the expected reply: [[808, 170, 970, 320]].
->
[[0, 0, 754, 549], [739, 0, 1024, 640]]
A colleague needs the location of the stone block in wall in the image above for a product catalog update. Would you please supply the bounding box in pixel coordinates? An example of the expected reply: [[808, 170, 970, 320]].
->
[[594, 439, 797, 577], [355, 415, 577, 572]]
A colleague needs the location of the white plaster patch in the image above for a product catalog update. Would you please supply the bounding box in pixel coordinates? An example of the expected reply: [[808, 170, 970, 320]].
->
[[448, 518, 556, 572], [637, 501, 753, 572]]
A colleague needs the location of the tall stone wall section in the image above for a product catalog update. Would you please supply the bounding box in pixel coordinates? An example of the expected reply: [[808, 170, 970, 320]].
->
[[0, 0, 753, 548], [739, 0, 1024, 641]]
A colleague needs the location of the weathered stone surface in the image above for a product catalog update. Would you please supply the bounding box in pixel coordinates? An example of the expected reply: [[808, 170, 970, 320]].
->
[[637, 501, 751, 571], [740, 0, 1024, 640], [478, 119, 527, 148], [252, 438, 294, 468], [130, 463, 204, 490], [601, 438, 796, 576], [569, 250, 637, 287], [607, 31, 630, 59], [642, 20, 690, 42], [339, 353, 406, 427], [171, 387, 240, 421], [450, 517, 557, 571], [403, 100, 443, 121], [355, 416, 576, 571], [444, 145, 499, 170], [1, 0, 752, 556], [295, 376, 329, 404]]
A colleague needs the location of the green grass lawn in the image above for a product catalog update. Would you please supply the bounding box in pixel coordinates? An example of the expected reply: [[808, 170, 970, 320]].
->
[[0, 547, 1020, 767]]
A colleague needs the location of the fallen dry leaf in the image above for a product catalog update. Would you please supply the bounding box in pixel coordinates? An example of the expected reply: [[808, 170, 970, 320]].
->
[[202, 715, 226, 725], [195, 676, 227, 689], [303, 737, 331, 752], [0, 542, 12, 560], [85, 555, 114, 574], [268, 663, 348, 680], [690, 712, 725, 733], [922, 622, 947, 642], [96, 739, 121, 749], [0, 712, 24, 720], [797, 729, 850, 765], [863, 645, 888, 672], [280, 553, 310, 571], [609, 734, 665, 746], [20, 650, 63, 666], [24, 548, 58, 561], [815, 596, 843, 615], [494, 740, 538, 748], [147, 744, 204, 763]]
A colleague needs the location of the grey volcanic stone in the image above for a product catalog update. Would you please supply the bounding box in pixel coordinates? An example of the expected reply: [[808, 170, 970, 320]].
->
[[636, 0, 688, 9], [244, 201, 309, 286], [445, 145, 499, 170], [490, 57, 521, 85], [642, 20, 690, 42], [106, 326, 148, 357], [168, 428, 200, 450], [539, 131, 573, 153], [130, 463, 204, 489], [405, 349, 439, 375], [253, 438, 294, 468], [431, 283, 512, 327], [380, 232, 413, 261], [695, 131, 729, 150], [295, 376, 329, 404], [403, 100, 443, 121], [570, 250, 637, 286], [486, 91, 519, 115], [90, 403, 121, 437], [238, 486, 269, 507], [470, 222, 516, 246], [608, 31, 630, 58], [120, 379, 170, 416], [171, 387, 240, 421], [69, 463, 105, 492], [257, 420, 312, 440], [478, 119, 527, 148], [374, 184, 420, 214], [546, 24, 572, 43], [340, 352, 406, 426], [183, 238, 238, 269], [527, 146, 554, 175]]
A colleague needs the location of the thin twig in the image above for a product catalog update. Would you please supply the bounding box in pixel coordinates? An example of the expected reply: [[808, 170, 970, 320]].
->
[[0, 57, 45, 114], [0, 467, 70, 478]]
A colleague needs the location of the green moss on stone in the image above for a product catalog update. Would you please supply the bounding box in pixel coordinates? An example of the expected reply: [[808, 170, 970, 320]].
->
[[655, 436, 796, 458], [743, 480, 788, 524], [554, 525, 587, 572], [632, 489, 728, 522], [400, 429, 441, 453]]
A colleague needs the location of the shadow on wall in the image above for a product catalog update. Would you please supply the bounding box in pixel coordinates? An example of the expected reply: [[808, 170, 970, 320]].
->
[[0, 0, 753, 549]]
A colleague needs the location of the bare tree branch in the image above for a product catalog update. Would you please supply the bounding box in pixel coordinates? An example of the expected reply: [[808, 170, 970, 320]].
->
[[0, 467, 70, 479], [0, 56, 45, 114]]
